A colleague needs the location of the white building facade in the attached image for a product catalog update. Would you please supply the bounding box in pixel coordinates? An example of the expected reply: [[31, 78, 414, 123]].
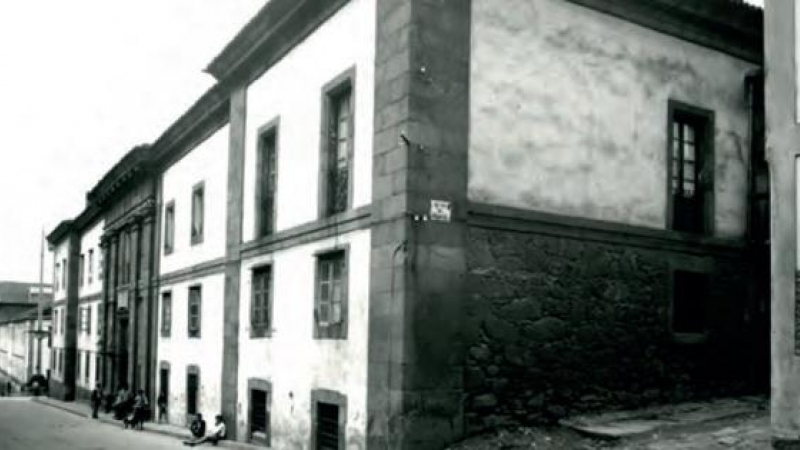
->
[[156, 122, 230, 427], [75, 218, 104, 399]]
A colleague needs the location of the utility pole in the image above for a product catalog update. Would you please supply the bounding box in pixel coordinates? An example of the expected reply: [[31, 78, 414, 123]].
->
[[35, 228, 44, 374]]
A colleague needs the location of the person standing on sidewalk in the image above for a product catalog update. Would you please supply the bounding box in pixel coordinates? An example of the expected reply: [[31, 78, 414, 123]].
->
[[157, 390, 168, 423], [91, 383, 103, 419]]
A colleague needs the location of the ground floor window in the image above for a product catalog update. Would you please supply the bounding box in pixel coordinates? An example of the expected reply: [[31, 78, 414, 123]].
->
[[248, 379, 271, 445], [186, 366, 199, 417], [672, 270, 710, 341], [311, 389, 346, 450]]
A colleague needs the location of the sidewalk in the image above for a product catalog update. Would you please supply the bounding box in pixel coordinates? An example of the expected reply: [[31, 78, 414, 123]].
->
[[32, 395, 261, 450]]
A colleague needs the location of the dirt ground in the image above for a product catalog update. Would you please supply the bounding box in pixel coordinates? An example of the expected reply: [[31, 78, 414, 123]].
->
[[448, 411, 770, 450]]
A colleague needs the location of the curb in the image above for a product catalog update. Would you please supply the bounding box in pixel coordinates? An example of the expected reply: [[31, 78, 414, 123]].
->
[[31, 397, 261, 449]]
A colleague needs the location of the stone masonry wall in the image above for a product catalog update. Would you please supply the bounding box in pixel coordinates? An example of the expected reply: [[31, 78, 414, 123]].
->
[[464, 225, 758, 433]]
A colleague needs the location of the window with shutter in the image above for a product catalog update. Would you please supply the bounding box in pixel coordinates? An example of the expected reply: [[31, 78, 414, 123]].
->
[[191, 183, 205, 245], [320, 71, 355, 218], [161, 292, 172, 337], [256, 124, 279, 238], [668, 101, 714, 234], [316, 402, 340, 450], [314, 250, 348, 339], [188, 286, 201, 338], [164, 202, 175, 254], [251, 266, 272, 338]]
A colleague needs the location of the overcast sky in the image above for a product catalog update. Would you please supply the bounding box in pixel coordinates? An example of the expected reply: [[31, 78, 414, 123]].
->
[[0, 1, 263, 283], [0, 0, 767, 283]]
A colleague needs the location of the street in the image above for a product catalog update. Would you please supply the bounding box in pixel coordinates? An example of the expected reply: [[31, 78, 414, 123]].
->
[[0, 398, 186, 450]]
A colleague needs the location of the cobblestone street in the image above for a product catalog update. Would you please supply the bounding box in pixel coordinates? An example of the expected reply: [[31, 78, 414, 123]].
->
[[0, 398, 185, 450]]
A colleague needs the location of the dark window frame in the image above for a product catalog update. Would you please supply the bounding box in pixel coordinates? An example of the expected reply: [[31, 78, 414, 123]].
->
[[319, 67, 356, 218], [187, 285, 202, 338], [161, 291, 172, 338], [88, 249, 94, 284], [186, 365, 200, 421], [86, 305, 92, 335], [164, 201, 176, 255], [248, 378, 272, 446], [313, 246, 349, 340], [255, 118, 281, 239], [666, 100, 715, 235], [250, 265, 274, 339], [79, 253, 85, 286], [191, 182, 205, 246], [310, 389, 347, 450], [668, 267, 712, 344]]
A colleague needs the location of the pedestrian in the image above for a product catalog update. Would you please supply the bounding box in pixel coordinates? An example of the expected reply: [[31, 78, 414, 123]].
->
[[91, 383, 103, 419], [157, 390, 168, 423], [189, 413, 206, 439], [126, 389, 149, 430], [183, 414, 226, 447]]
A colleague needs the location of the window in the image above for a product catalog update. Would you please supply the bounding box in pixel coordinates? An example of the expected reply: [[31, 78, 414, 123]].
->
[[251, 266, 273, 338], [248, 379, 271, 446], [61, 307, 66, 335], [98, 249, 104, 281], [84, 352, 90, 384], [188, 286, 201, 338], [164, 201, 175, 254], [186, 367, 200, 417], [256, 125, 279, 237], [161, 291, 172, 338], [87, 306, 92, 335], [53, 309, 58, 335], [314, 250, 348, 339], [80, 307, 88, 334], [79, 254, 85, 286], [55, 263, 60, 291], [88, 249, 94, 284], [321, 73, 354, 217], [668, 101, 714, 234], [191, 183, 204, 245], [672, 271, 710, 339], [96, 304, 101, 336], [62, 259, 67, 292], [311, 390, 347, 450]]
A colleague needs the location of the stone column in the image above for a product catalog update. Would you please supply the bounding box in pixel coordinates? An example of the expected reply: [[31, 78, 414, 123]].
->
[[107, 234, 119, 391], [221, 87, 246, 440], [367, 1, 471, 448], [140, 211, 156, 403], [128, 220, 142, 390], [766, 1, 800, 448], [99, 238, 109, 389]]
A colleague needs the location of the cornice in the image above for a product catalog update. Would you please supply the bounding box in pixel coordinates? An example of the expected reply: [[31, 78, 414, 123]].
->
[[562, 0, 763, 63]]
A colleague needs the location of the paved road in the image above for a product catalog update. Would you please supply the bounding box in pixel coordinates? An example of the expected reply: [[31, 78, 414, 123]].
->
[[0, 398, 187, 450]]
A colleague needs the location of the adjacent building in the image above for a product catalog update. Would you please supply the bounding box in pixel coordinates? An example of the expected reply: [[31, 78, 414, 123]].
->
[[0, 281, 52, 392], [47, 0, 766, 448]]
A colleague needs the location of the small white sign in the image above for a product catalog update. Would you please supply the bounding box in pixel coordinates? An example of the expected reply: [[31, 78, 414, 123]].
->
[[430, 200, 452, 222]]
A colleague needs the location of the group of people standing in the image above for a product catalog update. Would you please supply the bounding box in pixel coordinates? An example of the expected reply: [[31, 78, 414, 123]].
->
[[89, 384, 168, 426], [88, 383, 225, 446]]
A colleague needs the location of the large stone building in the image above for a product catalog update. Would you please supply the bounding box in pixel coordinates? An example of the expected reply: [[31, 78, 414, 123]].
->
[[47, 0, 766, 448]]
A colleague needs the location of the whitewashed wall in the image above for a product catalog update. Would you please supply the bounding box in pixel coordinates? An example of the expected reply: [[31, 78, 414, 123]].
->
[[241, 0, 375, 241], [157, 274, 225, 426], [160, 124, 230, 274]]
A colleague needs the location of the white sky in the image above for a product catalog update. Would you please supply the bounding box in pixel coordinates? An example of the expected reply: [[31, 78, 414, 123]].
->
[[0, 0, 767, 283], [0, 1, 264, 283]]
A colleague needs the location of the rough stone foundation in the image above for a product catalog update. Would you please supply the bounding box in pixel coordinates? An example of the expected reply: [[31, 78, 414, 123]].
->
[[464, 225, 759, 433]]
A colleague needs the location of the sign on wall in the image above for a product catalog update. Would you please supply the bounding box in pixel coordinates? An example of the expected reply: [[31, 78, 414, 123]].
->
[[430, 199, 452, 222]]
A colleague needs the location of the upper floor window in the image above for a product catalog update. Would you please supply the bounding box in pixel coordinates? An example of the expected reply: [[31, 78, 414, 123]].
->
[[251, 266, 273, 338], [668, 101, 714, 234], [314, 249, 348, 339], [98, 248, 104, 281], [321, 72, 354, 217], [256, 124, 279, 238], [120, 232, 132, 285], [191, 183, 205, 245], [79, 254, 85, 286], [61, 259, 67, 292], [88, 249, 94, 284], [164, 201, 175, 254], [55, 263, 60, 291], [188, 285, 202, 338], [161, 291, 172, 338]]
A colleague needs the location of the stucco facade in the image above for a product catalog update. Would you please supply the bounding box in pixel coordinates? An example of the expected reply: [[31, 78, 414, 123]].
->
[[157, 123, 230, 426], [75, 218, 104, 400], [43, 1, 766, 449]]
